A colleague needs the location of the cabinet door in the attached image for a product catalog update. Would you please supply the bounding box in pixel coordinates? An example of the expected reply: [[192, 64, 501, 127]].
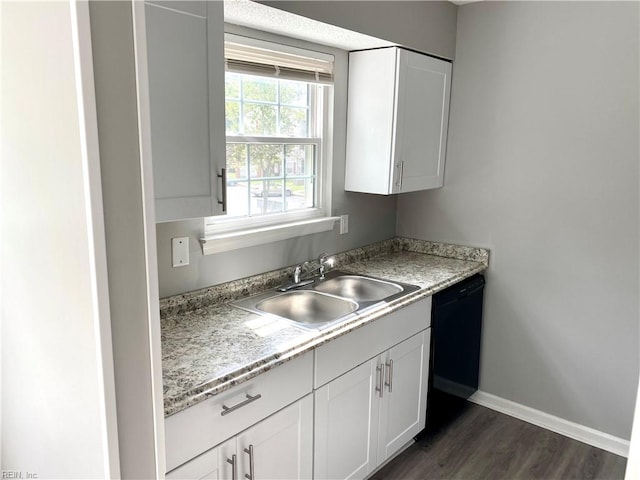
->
[[392, 49, 451, 193], [314, 360, 380, 480], [237, 395, 313, 480], [377, 330, 430, 464], [344, 48, 397, 195], [166, 438, 235, 480], [144, 1, 225, 221], [168, 396, 312, 480]]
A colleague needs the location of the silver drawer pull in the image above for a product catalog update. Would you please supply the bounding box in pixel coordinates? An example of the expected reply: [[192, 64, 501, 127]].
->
[[375, 363, 385, 398], [396, 161, 404, 189], [244, 445, 255, 480], [218, 168, 228, 213], [221, 393, 262, 416], [385, 359, 394, 393], [227, 454, 237, 480]]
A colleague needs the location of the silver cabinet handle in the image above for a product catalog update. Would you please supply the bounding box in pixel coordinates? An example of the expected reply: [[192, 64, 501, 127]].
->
[[227, 454, 237, 480], [217, 168, 227, 213], [375, 363, 385, 398], [385, 359, 394, 393], [221, 393, 262, 416], [396, 162, 404, 190], [244, 445, 255, 480]]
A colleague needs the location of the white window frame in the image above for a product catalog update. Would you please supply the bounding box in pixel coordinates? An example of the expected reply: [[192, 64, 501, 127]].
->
[[201, 37, 338, 255]]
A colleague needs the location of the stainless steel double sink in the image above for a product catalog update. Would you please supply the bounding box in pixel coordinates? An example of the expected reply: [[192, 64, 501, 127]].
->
[[232, 270, 420, 330]]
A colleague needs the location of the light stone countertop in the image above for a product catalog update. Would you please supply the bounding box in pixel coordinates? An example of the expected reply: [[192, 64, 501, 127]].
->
[[161, 238, 489, 417]]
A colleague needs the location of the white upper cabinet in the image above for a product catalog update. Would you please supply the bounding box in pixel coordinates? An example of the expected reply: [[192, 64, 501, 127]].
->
[[345, 47, 452, 195], [144, 1, 226, 222]]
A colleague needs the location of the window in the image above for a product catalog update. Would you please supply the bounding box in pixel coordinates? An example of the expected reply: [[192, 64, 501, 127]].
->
[[202, 34, 338, 254], [224, 73, 319, 218]]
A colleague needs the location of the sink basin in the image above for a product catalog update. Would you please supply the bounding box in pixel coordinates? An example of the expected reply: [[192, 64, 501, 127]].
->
[[254, 290, 358, 327], [231, 270, 420, 331], [312, 275, 403, 302]]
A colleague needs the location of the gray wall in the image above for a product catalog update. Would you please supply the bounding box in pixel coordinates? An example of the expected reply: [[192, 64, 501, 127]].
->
[[157, 28, 398, 298], [260, 0, 458, 60], [397, 1, 639, 439]]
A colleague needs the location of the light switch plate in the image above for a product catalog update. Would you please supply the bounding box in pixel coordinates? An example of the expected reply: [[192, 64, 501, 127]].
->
[[172, 237, 189, 267], [340, 214, 349, 234]]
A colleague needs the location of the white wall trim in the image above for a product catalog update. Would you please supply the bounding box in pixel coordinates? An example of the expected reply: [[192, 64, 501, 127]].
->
[[201, 216, 340, 255], [131, 1, 167, 476], [70, 1, 121, 476], [469, 391, 630, 458]]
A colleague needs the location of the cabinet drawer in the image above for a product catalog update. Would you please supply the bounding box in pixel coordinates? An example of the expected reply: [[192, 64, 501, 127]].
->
[[165, 351, 313, 472], [314, 297, 431, 388]]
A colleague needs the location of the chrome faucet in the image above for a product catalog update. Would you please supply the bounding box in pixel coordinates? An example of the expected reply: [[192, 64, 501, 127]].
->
[[277, 253, 335, 292], [301, 252, 334, 280]]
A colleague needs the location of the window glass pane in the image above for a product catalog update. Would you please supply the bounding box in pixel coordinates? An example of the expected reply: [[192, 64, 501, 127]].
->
[[242, 77, 277, 103], [226, 143, 248, 181], [285, 145, 314, 176], [280, 106, 308, 136], [225, 101, 240, 135], [243, 103, 277, 136], [280, 80, 308, 106], [250, 179, 285, 215], [286, 179, 314, 212], [226, 180, 249, 217], [249, 144, 283, 178], [224, 142, 317, 218], [225, 73, 241, 99]]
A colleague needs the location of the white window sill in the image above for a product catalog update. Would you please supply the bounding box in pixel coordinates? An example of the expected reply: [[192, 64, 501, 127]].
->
[[200, 216, 340, 255]]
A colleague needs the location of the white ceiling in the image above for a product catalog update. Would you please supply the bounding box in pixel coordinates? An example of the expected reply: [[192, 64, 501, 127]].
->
[[223, 0, 395, 51]]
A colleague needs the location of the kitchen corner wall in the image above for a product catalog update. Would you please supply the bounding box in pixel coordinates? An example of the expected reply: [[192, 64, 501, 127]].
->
[[156, 2, 458, 298], [397, 1, 639, 440]]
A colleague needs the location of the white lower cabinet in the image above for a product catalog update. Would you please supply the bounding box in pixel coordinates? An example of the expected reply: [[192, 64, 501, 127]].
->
[[314, 329, 430, 480], [314, 361, 379, 480], [167, 394, 313, 479], [376, 330, 430, 465], [165, 297, 433, 480], [165, 438, 234, 480], [236, 394, 313, 480]]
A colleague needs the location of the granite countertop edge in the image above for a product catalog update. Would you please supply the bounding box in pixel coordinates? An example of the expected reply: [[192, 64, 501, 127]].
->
[[162, 237, 489, 417]]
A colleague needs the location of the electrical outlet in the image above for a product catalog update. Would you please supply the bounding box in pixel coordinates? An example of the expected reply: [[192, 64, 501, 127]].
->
[[172, 237, 189, 267], [340, 214, 349, 235]]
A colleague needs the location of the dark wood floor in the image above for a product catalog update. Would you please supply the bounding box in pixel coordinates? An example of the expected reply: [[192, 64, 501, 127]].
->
[[372, 396, 627, 480]]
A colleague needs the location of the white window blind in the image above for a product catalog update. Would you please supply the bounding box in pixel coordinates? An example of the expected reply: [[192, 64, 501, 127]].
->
[[225, 33, 334, 84]]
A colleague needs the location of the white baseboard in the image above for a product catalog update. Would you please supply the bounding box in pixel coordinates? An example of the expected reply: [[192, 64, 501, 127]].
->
[[469, 390, 630, 458]]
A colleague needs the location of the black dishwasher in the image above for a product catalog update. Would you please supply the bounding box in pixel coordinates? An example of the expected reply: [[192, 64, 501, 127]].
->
[[423, 273, 485, 434]]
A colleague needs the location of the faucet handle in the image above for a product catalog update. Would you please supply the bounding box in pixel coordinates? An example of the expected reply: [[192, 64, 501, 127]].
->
[[317, 252, 335, 279], [293, 261, 311, 283], [292, 265, 303, 283]]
